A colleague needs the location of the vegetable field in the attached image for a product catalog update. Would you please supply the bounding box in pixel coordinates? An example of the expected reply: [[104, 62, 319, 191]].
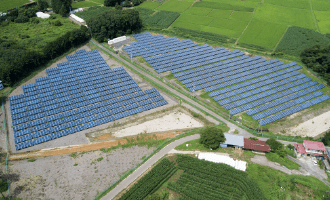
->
[[155, 0, 193, 13], [118, 158, 177, 200], [137, 1, 161, 9], [71, 1, 102, 9]]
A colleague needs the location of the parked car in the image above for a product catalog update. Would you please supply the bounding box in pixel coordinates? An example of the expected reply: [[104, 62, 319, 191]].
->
[[313, 160, 318, 165]]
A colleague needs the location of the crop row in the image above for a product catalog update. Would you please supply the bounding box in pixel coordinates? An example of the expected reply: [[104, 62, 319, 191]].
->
[[119, 158, 177, 200]]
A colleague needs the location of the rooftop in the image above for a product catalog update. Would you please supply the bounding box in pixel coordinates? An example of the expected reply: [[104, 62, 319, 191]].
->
[[243, 138, 270, 152], [223, 134, 244, 147], [294, 143, 306, 154], [303, 140, 326, 151]]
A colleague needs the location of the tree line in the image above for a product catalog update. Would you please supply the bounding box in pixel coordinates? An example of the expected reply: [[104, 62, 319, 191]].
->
[[87, 9, 142, 43], [0, 26, 90, 86], [300, 45, 330, 86]]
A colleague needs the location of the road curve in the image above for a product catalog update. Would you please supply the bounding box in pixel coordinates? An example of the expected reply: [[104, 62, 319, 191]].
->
[[101, 134, 201, 200]]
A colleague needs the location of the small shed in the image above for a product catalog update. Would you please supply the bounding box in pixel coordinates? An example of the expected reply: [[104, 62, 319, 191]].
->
[[220, 134, 244, 149]]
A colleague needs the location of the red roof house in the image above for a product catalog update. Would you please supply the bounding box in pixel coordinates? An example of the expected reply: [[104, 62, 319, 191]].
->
[[294, 140, 326, 157], [243, 138, 270, 152]]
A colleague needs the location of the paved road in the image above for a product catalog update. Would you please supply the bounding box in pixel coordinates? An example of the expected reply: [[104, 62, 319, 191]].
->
[[101, 134, 201, 200]]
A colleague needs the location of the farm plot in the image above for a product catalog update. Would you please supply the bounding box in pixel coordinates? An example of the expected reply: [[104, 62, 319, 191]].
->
[[124, 32, 330, 128], [183, 7, 213, 16], [173, 14, 214, 26], [207, 18, 249, 38], [71, 1, 102, 9], [263, 0, 310, 9], [193, 1, 255, 12], [229, 11, 254, 22], [275, 26, 330, 56], [0, 0, 30, 12], [207, 9, 233, 19], [155, 0, 193, 13], [314, 11, 330, 34], [143, 10, 180, 29], [75, 6, 114, 21], [238, 19, 287, 49], [138, 1, 162, 9], [311, 0, 330, 11], [253, 4, 316, 30]]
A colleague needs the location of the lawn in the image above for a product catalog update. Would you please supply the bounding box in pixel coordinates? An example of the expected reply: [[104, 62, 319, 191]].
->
[[238, 19, 288, 49], [314, 11, 330, 34], [264, 0, 311, 10], [138, 1, 162, 9], [229, 11, 254, 22], [156, 0, 193, 13], [183, 7, 213, 16], [207, 9, 233, 19], [247, 163, 330, 200], [0, 14, 79, 50], [311, 0, 330, 11], [71, 1, 101, 9], [0, 0, 30, 12], [254, 3, 316, 30]]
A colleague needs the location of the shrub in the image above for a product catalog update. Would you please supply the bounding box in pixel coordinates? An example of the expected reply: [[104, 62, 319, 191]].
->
[[199, 126, 225, 150], [286, 144, 294, 150], [19, 34, 30, 39], [30, 17, 40, 24], [249, 137, 259, 141], [49, 15, 57, 19], [54, 20, 62, 26], [266, 138, 284, 153], [14, 15, 29, 23]]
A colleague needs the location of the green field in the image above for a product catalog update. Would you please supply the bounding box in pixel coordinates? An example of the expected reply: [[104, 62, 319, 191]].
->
[[209, 18, 249, 38], [207, 9, 233, 19], [311, 0, 330, 11], [239, 19, 288, 49], [229, 11, 254, 22], [254, 4, 315, 30], [0, 14, 78, 50], [264, 0, 310, 9], [75, 6, 114, 21], [174, 14, 214, 26], [183, 7, 213, 16], [0, 0, 30, 12], [156, 0, 193, 13], [71, 1, 102, 9], [138, 1, 162, 9], [193, 1, 254, 12], [314, 11, 330, 34]]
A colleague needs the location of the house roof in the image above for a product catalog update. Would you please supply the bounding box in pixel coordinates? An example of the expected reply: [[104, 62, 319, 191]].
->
[[303, 140, 326, 151], [223, 134, 244, 147], [294, 143, 306, 154], [243, 138, 270, 152]]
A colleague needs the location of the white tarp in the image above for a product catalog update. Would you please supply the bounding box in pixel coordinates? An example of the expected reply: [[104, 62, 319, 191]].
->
[[198, 153, 247, 171], [36, 12, 50, 19], [108, 36, 127, 45], [70, 8, 83, 14], [70, 14, 85, 23]]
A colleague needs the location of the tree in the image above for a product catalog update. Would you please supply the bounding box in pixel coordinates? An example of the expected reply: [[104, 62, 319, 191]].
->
[[199, 126, 225, 150], [123, 0, 131, 7], [115, 3, 122, 10], [265, 138, 284, 153], [0, 178, 8, 199], [322, 131, 330, 146], [38, 0, 49, 11], [104, 0, 119, 6], [59, 4, 67, 17], [287, 144, 294, 150], [51, 0, 71, 15], [132, 0, 140, 6]]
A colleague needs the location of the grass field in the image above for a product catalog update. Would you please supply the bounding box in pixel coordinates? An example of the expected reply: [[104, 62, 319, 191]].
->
[[183, 7, 213, 16], [71, 1, 102, 9], [193, 1, 254, 12], [311, 0, 330, 11], [264, 0, 311, 9], [314, 11, 330, 34], [173, 14, 214, 26], [138, 1, 162, 9], [75, 6, 114, 21], [254, 4, 316, 30], [156, 0, 193, 13], [208, 18, 249, 38], [229, 11, 254, 22], [238, 19, 288, 49], [207, 9, 233, 19], [0, 0, 30, 12], [0, 14, 78, 50]]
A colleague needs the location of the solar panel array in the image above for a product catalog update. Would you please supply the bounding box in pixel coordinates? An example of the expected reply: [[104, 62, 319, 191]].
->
[[124, 32, 330, 126], [123, 32, 197, 58], [9, 49, 168, 151]]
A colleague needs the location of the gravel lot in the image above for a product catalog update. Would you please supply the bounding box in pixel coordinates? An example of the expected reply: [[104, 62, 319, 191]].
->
[[5, 145, 155, 200]]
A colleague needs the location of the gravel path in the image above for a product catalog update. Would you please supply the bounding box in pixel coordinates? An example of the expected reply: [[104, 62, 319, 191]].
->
[[7, 146, 155, 200]]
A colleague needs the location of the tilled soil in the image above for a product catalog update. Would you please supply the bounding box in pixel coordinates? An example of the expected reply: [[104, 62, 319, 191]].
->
[[7, 146, 155, 200]]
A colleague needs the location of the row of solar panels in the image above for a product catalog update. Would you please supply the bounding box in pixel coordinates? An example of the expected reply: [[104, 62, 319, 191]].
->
[[259, 95, 330, 126], [224, 80, 319, 112], [14, 99, 168, 150]]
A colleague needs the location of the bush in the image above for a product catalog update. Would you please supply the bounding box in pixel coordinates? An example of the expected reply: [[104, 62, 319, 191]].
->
[[287, 144, 294, 150], [14, 15, 29, 23], [49, 15, 57, 19], [54, 20, 62, 26], [249, 137, 259, 141], [30, 17, 40, 24], [266, 138, 284, 153], [19, 34, 30, 39], [199, 126, 225, 150]]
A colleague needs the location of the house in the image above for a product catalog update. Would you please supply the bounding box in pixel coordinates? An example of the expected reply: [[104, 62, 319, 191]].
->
[[243, 138, 270, 153], [220, 134, 244, 149], [294, 140, 326, 158]]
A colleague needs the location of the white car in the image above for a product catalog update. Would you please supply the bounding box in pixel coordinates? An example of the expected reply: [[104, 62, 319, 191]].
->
[[313, 160, 318, 165]]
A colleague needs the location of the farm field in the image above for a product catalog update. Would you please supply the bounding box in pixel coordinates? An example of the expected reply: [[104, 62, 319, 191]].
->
[[0, 0, 30, 12], [137, 0, 330, 53], [117, 155, 330, 200], [75, 6, 114, 21], [71, 1, 102, 9], [137, 1, 161, 9]]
